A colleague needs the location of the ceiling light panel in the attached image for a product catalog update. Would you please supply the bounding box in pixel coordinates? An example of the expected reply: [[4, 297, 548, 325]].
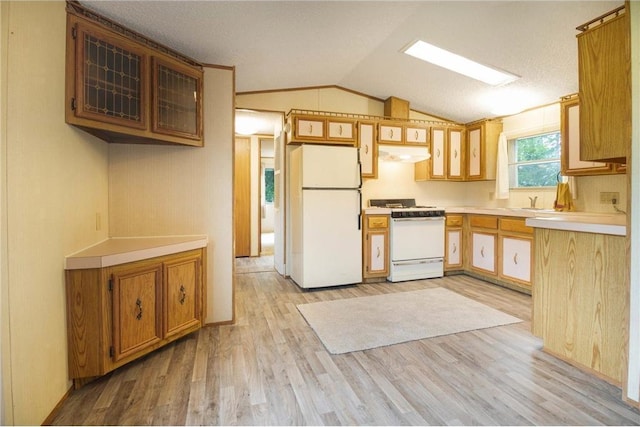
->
[[403, 40, 519, 86]]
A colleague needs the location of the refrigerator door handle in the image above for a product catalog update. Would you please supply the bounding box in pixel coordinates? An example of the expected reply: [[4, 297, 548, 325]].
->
[[357, 149, 363, 188], [358, 190, 362, 230]]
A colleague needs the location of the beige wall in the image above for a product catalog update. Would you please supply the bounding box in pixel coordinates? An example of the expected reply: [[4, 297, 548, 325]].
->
[[109, 66, 235, 325], [1, 2, 110, 424]]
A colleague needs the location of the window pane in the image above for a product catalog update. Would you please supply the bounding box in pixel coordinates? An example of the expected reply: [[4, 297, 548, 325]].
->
[[517, 162, 560, 187], [264, 168, 274, 203], [515, 132, 561, 162]]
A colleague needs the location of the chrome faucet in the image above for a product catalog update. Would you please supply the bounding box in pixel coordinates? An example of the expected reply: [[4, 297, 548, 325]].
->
[[529, 196, 538, 208]]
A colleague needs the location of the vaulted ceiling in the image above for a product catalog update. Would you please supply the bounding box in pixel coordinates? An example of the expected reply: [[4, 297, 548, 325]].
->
[[79, 1, 622, 124]]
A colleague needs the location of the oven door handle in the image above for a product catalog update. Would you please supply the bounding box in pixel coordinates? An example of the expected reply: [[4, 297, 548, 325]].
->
[[392, 259, 443, 266], [392, 217, 444, 222]]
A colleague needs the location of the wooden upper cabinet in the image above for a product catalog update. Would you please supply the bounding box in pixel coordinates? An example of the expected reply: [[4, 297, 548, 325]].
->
[[152, 57, 203, 141], [577, 6, 629, 163], [429, 127, 447, 180], [466, 120, 502, 181], [405, 124, 429, 145], [560, 94, 613, 176], [286, 114, 356, 146], [447, 127, 464, 180], [327, 119, 356, 144], [358, 121, 377, 178], [70, 19, 148, 130], [377, 121, 404, 144], [65, 6, 204, 147]]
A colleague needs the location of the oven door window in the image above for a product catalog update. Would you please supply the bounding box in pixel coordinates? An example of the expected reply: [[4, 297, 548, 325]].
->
[[390, 217, 444, 261]]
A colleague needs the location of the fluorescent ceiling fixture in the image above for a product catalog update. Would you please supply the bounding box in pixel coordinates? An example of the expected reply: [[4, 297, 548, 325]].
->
[[403, 40, 519, 86]]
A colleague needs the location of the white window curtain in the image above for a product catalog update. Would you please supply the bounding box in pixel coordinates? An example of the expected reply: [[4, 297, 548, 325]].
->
[[495, 132, 509, 199]]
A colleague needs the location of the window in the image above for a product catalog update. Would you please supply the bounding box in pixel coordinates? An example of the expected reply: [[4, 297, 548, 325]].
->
[[264, 168, 274, 203], [509, 131, 561, 188]]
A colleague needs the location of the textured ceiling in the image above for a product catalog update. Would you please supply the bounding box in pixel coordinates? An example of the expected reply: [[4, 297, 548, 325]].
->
[[79, 0, 622, 124]]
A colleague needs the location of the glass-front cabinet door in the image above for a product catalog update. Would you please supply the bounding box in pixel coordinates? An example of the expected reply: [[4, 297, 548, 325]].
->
[[152, 58, 203, 140], [73, 21, 148, 129]]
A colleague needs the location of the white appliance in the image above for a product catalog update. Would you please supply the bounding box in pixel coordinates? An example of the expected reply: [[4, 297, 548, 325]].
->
[[290, 144, 363, 289], [369, 199, 445, 282]]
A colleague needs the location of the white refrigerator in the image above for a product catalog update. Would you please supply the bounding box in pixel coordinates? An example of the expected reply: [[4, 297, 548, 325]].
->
[[290, 144, 363, 289]]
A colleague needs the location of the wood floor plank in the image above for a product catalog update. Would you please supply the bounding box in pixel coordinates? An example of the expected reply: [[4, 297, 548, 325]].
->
[[49, 257, 640, 426]]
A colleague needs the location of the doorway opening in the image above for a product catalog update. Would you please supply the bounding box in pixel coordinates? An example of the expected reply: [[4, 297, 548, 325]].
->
[[233, 109, 284, 274]]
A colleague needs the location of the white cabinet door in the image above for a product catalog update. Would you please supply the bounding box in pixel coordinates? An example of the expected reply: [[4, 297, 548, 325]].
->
[[430, 128, 446, 179], [405, 126, 428, 144], [472, 232, 496, 274], [369, 232, 387, 273], [467, 127, 481, 178], [358, 122, 376, 178], [562, 100, 610, 174], [327, 120, 355, 143], [501, 236, 532, 283], [448, 129, 463, 179], [296, 118, 324, 138], [378, 124, 403, 143], [446, 229, 462, 268]]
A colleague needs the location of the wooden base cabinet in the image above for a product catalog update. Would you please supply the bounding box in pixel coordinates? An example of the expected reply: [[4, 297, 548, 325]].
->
[[497, 217, 533, 289], [66, 248, 205, 386], [363, 214, 389, 280], [469, 215, 498, 276], [445, 215, 463, 270]]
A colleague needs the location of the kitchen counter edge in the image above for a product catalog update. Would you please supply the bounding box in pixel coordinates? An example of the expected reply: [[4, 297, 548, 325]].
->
[[65, 235, 209, 270]]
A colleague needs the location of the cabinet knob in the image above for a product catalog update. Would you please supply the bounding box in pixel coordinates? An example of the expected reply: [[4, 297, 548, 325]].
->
[[365, 144, 369, 154], [135, 298, 143, 320], [473, 148, 478, 158], [437, 148, 441, 158], [480, 246, 485, 257], [415, 130, 419, 140], [376, 247, 381, 258], [179, 285, 187, 305], [339, 124, 343, 136], [453, 243, 457, 254], [513, 253, 518, 265], [389, 128, 394, 138], [454, 149, 458, 159]]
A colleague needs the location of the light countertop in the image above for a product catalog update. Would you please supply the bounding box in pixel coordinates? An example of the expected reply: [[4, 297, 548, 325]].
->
[[65, 235, 208, 270], [362, 206, 626, 236]]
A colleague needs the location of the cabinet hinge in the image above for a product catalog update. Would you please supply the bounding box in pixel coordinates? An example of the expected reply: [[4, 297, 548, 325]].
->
[[108, 276, 113, 292], [109, 346, 114, 358], [71, 26, 77, 40], [70, 98, 77, 111]]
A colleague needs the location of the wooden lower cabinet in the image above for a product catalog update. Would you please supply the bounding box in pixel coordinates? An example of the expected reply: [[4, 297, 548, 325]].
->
[[463, 215, 533, 293], [66, 248, 205, 386], [445, 215, 463, 270], [499, 236, 532, 285], [533, 229, 626, 385], [471, 232, 497, 274], [363, 214, 389, 280]]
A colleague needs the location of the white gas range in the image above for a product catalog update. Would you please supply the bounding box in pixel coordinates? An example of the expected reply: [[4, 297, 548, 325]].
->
[[369, 199, 445, 282]]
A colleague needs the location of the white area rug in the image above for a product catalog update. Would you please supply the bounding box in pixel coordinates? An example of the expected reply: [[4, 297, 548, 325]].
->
[[297, 287, 522, 354]]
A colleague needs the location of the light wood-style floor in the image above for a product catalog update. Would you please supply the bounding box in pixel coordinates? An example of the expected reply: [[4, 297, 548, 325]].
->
[[50, 257, 640, 425]]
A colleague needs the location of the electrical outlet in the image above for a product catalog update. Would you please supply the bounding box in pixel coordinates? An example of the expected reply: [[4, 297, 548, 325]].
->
[[600, 192, 620, 204]]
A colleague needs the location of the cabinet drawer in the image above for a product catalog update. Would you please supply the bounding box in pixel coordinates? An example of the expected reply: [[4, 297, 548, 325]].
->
[[367, 215, 389, 229], [499, 218, 533, 234], [469, 215, 498, 230], [446, 215, 463, 227]]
